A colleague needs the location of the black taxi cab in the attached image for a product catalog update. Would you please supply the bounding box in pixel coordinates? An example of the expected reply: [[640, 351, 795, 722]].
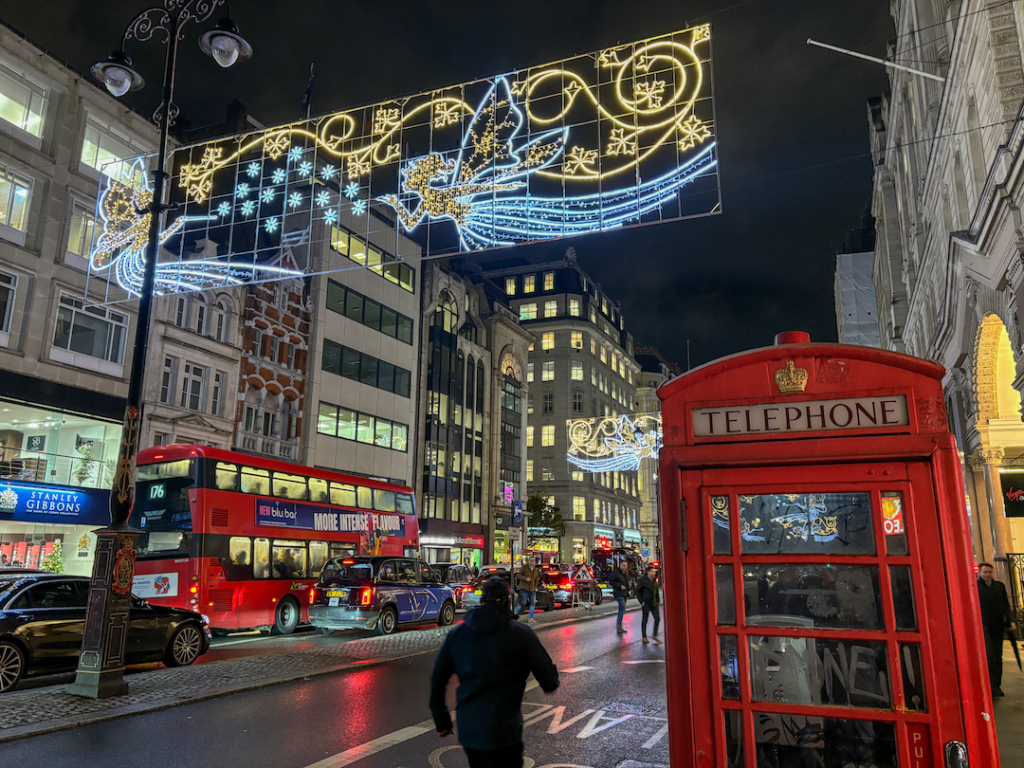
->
[[308, 556, 456, 636]]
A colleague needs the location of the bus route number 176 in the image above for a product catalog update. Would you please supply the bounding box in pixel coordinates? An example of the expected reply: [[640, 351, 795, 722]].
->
[[149, 484, 166, 500]]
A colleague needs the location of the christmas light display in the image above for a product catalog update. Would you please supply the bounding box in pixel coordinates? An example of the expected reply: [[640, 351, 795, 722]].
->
[[566, 413, 663, 472]]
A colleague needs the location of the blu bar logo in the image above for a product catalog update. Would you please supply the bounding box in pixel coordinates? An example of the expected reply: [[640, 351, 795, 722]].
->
[[692, 395, 909, 438]]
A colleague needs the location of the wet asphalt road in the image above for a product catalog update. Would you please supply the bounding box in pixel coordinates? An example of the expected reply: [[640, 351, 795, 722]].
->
[[4, 609, 668, 768]]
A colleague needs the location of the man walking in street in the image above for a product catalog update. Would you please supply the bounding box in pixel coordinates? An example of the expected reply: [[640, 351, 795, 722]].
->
[[637, 565, 661, 644], [608, 559, 630, 634], [977, 562, 1017, 697], [430, 576, 560, 768], [516, 556, 540, 622]]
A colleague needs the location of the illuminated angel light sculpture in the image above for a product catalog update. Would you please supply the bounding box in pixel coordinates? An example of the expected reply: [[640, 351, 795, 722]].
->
[[567, 413, 663, 473], [89, 160, 301, 296]]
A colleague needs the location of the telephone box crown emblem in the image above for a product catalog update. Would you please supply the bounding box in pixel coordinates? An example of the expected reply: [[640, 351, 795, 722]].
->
[[774, 360, 808, 394]]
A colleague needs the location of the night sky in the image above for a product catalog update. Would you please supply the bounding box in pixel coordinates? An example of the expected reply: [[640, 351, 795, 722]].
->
[[2, 1, 893, 368]]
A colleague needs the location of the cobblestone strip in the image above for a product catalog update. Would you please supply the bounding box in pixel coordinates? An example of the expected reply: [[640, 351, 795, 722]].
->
[[0, 600, 629, 742]]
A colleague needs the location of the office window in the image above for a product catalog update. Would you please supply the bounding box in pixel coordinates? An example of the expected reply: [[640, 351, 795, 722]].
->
[[527, 393, 534, 415], [505, 277, 516, 295], [542, 392, 554, 413], [571, 361, 583, 381], [546, 496, 556, 509], [544, 300, 557, 318], [572, 470, 584, 482], [519, 303, 537, 320], [0, 165, 31, 237], [527, 363, 534, 383], [541, 425, 555, 446], [80, 113, 147, 186], [569, 299, 580, 317], [600, 346, 608, 364], [526, 426, 534, 447], [541, 332, 554, 350], [159, 357, 176, 404], [542, 361, 554, 381], [66, 201, 97, 258], [593, 499, 600, 520], [543, 272, 554, 291], [570, 331, 583, 350], [52, 293, 127, 365], [0, 58, 48, 140], [572, 391, 583, 413], [590, 338, 597, 355], [0, 270, 16, 336], [526, 459, 534, 482], [601, 297, 609, 315], [180, 363, 205, 412], [211, 371, 225, 417], [542, 463, 554, 481], [573, 497, 585, 521], [524, 275, 535, 293]]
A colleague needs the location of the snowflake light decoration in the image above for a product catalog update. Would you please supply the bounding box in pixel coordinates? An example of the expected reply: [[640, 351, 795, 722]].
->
[[272, 168, 286, 184], [264, 216, 280, 233], [320, 164, 337, 181], [235, 183, 250, 199], [315, 190, 331, 207], [352, 199, 367, 215], [297, 161, 313, 178], [261, 188, 276, 203], [288, 146, 303, 162], [246, 162, 261, 178], [288, 192, 303, 210], [344, 182, 360, 200]]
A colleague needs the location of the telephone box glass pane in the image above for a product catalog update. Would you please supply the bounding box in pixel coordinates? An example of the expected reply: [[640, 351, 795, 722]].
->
[[744, 564, 884, 630], [889, 565, 917, 631], [753, 715, 897, 767], [748, 636, 891, 708], [723, 710, 744, 766], [881, 492, 908, 555], [900, 642, 927, 712], [717, 564, 736, 625], [720, 635, 740, 699], [739, 492, 874, 555], [712, 495, 731, 554]]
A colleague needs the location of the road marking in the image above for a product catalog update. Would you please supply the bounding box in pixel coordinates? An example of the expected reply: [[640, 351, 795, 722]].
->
[[303, 719, 435, 767], [642, 723, 669, 749], [622, 660, 665, 665], [577, 710, 634, 739], [526, 706, 597, 733], [561, 666, 594, 673]]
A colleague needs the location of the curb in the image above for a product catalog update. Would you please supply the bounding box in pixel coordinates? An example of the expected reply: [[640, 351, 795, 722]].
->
[[0, 603, 640, 744]]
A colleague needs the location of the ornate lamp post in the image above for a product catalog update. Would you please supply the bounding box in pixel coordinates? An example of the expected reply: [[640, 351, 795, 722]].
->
[[68, 0, 252, 699]]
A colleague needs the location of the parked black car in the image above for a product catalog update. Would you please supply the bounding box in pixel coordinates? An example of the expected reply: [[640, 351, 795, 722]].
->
[[428, 563, 475, 609], [0, 573, 211, 693]]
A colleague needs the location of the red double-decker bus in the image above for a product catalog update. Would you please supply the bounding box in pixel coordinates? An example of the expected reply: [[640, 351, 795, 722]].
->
[[130, 444, 419, 634]]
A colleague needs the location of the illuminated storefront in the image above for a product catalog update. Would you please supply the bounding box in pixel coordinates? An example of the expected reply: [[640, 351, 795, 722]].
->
[[420, 533, 485, 568]]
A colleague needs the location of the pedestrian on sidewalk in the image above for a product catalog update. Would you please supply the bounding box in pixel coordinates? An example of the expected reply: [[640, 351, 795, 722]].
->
[[608, 559, 630, 634], [430, 576, 560, 768], [637, 566, 661, 644], [977, 562, 1017, 697], [516, 557, 540, 622]]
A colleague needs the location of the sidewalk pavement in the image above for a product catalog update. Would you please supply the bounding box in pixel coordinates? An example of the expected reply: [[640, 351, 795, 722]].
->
[[0, 599, 633, 744], [996, 642, 1024, 766]]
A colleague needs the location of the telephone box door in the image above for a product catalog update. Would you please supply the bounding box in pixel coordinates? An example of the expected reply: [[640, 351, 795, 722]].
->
[[687, 460, 965, 767]]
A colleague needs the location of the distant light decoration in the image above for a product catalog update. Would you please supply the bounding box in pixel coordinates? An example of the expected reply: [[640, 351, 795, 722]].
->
[[315, 190, 331, 207], [144, 24, 719, 270], [567, 413, 663, 472], [288, 192, 304, 209]]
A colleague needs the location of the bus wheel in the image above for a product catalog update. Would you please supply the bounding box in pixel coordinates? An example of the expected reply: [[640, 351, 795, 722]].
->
[[375, 606, 398, 636], [437, 601, 455, 627], [272, 597, 300, 635]]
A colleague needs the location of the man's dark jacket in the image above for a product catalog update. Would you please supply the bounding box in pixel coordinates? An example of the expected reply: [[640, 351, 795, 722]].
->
[[607, 567, 630, 599], [977, 578, 1012, 630], [429, 602, 559, 750], [636, 574, 661, 606]]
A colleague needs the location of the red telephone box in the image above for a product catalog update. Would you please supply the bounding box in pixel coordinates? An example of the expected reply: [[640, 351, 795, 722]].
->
[[658, 334, 998, 767]]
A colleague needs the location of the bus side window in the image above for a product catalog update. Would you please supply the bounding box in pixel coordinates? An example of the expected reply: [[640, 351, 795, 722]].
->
[[273, 472, 308, 501], [310, 541, 329, 577], [375, 490, 396, 513], [396, 493, 414, 514], [331, 482, 356, 507], [241, 467, 270, 496], [357, 486, 373, 509], [227, 537, 251, 578], [309, 478, 328, 503], [272, 540, 307, 578], [215, 462, 239, 491], [330, 544, 355, 560], [253, 538, 270, 578]]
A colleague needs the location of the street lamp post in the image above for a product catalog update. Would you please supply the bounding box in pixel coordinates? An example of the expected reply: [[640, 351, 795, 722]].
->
[[68, 0, 252, 699]]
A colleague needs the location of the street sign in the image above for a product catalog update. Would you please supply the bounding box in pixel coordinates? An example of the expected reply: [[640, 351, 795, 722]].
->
[[641, 548, 651, 559], [573, 564, 595, 582], [513, 500, 523, 523]]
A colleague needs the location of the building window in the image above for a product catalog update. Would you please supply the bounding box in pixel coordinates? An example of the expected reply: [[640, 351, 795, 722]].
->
[[505, 277, 516, 295], [541, 425, 555, 447], [0, 165, 31, 239], [543, 272, 554, 291], [541, 332, 554, 350], [572, 470, 584, 482], [542, 361, 554, 381], [601, 297, 609, 315], [268, 335, 279, 363], [195, 298, 207, 335], [542, 392, 554, 413], [317, 402, 408, 451], [154, 432, 169, 445], [571, 361, 583, 381], [600, 346, 608, 364], [570, 331, 583, 350], [544, 301, 557, 318], [159, 357, 176, 404], [527, 426, 534, 447], [542, 462, 554, 481], [572, 391, 583, 413], [262, 411, 276, 437], [590, 338, 597, 355], [66, 201, 96, 259], [0, 270, 16, 339], [52, 293, 127, 366], [524, 275, 535, 293], [569, 299, 580, 317], [573, 497, 585, 521], [213, 300, 227, 342], [180, 363, 205, 412], [174, 296, 187, 328], [286, 343, 296, 370], [593, 499, 600, 521], [519, 303, 537, 321], [526, 459, 534, 482], [527, 394, 534, 415], [322, 339, 412, 397], [527, 363, 534, 383], [80, 113, 147, 185], [250, 328, 262, 357], [330, 226, 415, 293], [0, 58, 48, 141], [211, 371, 225, 417], [325, 279, 414, 345]]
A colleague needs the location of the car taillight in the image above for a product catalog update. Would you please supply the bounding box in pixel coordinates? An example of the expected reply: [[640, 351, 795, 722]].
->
[[561, 580, 572, 588], [308, 587, 316, 605], [361, 587, 372, 606]]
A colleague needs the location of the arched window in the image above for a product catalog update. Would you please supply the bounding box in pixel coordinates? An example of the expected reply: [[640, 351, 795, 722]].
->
[[194, 295, 207, 336], [174, 295, 188, 328], [213, 299, 229, 343], [434, 291, 457, 333], [499, 351, 522, 383]]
